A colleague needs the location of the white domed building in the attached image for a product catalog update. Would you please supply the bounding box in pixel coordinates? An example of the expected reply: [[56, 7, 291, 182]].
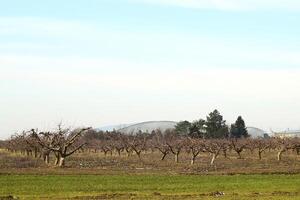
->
[[117, 121, 177, 134], [246, 127, 268, 138]]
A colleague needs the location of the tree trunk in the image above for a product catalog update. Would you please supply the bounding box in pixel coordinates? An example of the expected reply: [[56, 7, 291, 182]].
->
[[34, 148, 38, 158], [58, 156, 65, 167], [191, 155, 196, 165], [126, 148, 131, 157], [44, 154, 49, 164], [210, 153, 216, 165], [161, 152, 167, 161], [258, 151, 262, 160], [117, 150, 121, 156], [175, 153, 179, 163], [223, 149, 227, 158], [277, 150, 284, 161], [54, 153, 61, 166]]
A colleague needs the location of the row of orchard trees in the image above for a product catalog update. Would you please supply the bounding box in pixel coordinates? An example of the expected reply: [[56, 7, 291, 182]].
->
[[3, 110, 300, 167], [5, 127, 300, 167], [5, 124, 91, 167], [84, 130, 300, 165]]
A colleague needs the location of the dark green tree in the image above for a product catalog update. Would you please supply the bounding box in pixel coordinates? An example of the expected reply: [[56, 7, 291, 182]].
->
[[189, 119, 206, 138], [230, 116, 249, 138], [175, 121, 191, 136], [205, 109, 229, 138]]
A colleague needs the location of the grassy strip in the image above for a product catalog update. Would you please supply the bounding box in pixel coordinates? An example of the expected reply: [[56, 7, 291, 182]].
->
[[0, 174, 300, 199]]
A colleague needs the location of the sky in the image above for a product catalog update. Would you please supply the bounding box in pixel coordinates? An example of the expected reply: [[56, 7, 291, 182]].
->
[[1, 0, 300, 138]]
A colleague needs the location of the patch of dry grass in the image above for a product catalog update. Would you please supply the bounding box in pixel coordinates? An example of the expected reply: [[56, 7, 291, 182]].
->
[[0, 149, 299, 175]]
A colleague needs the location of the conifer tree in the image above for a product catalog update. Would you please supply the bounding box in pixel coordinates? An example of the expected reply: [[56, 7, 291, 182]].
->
[[205, 109, 229, 138], [230, 116, 249, 138]]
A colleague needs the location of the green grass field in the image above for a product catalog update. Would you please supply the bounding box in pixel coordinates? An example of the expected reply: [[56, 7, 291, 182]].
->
[[1, 174, 300, 199]]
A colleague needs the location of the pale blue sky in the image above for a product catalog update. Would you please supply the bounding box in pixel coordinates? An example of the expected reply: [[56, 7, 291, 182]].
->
[[1, 0, 300, 138]]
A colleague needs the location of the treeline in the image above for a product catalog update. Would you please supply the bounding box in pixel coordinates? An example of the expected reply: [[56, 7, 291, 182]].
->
[[3, 126, 300, 167], [5, 125, 92, 167], [1, 109, 300, 167], [174, 109, 249, 139], [83, 130, 300, 164]]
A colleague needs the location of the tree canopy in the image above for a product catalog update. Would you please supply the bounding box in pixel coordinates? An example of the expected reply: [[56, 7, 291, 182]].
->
[[230, 116, 249, 138], [205, 109, 229, 139], [175, 109, 230, 139], [174, 121, 191, 136]]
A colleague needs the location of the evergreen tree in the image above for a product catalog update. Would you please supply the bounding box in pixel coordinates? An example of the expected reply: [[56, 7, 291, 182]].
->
[[230, 116, 249, 138], [189, 119, 206, 138], [205, 109, 229, 138], [175, 121, 191, 136]]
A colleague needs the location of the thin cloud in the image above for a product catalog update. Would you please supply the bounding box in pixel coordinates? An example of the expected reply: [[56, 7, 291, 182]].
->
[[132, 0, 300, 11], [133, 0, 242, 10], [1, 54, 300, 94], [2, 54, 300, 138], [0, 17, 95, 38]]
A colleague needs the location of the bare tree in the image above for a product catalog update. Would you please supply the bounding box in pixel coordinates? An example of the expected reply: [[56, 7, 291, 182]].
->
[[275, 138, 296, 161], [112, 134, 125, 156], [230, 138, 248, 159], [32, 125, 91, 167], [128, 134, 148, 160], [151, 132, 170, 161], [97, 133, 114, 156], [166, 133, 185, 163], [24, 133, 41, 158], [9, 132, 29, 155], [185, 138, 205, 165], [119, 134, 133, 157], [204, 139, 227, 165], [251, 139, 272, 160]]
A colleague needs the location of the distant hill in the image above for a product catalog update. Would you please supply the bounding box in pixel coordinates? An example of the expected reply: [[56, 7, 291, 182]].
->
[[97, 123, 134, 132], [117, 121, 177, 134]]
